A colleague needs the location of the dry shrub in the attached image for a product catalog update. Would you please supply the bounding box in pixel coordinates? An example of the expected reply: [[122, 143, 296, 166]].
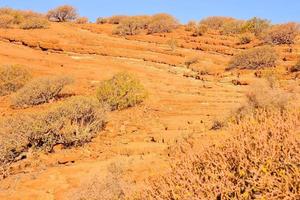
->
[[200, 16, 235, 30], [0, 14, 14, 28], [228, 46, 278, 70], [96, 72, 147, 111], [107, 15, 128, 24], [263, 23, 300, 45], [0, 96, 107, 168], [147, 13, 179, 34], [185, 20, 197, 32], [0, 7, 47, 29], [68, 162, 127, 200], [243, 17, 271, 37], [238, 33, 253, 45], [142, 104, 300, 199], [47, 5, 78, 22], [184, 56, 200, 67], [221, 20, 245, 35], [20, 17, 49, 29], [96, 17, 108, 24], [11, 76, 73, 108], [0, 65, 31, 96], [192, 24, 208, 36], [113, 16, 151, 35], [75, 17, 89, 24]]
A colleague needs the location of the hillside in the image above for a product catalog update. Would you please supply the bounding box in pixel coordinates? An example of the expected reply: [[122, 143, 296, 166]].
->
[[0, 20, 299, 200]]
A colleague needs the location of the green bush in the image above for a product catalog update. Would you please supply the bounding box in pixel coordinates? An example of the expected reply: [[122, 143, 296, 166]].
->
[[227, 46, 278, 70], [0, 96, 107, 166], [11, 76, 73, 108], [147, 13, 179, 34], [96, 72, 147, 110], [263, 23, 300, 45], [0, 65, 31, 96]]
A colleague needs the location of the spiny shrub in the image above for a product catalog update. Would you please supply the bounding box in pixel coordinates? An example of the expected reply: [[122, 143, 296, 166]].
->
[[107, 15, 128, 24], [96, 72, 147, 111], [0, 96, 107, 167], [200, 16, 235, 30], [192, 24, 208, 36], [0, 65, 31, 96], [142, 105, 300, 199], [20, 17, 49, 29], [227, 46, 278, 70], [147, 13, 179, 34], [11, 76, 73, 108], [243, 17, 271, 36], [47, 5, 78, 22], [75, 17, 89, 24], [263, 23, 300, 45]]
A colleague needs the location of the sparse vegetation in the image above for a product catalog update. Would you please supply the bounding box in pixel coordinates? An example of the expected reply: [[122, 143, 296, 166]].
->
[[238, 33, 253, 44], [20, 17, 49, 29], [47, 5, 78, 22], [96, 72, 147, 110], [147, 13, 179, 34], [185, 20, 197, 32], [11, 76, 73, 108], [221, 20, 245, 35], [113, 16, 151, 35], [0, 65, 31, 96], [263, 23, 300, 45], [228, 46, 278, 70], [96, 17, 108, 24], [0, 96, 107, 169], [107, 15, 128, 24]]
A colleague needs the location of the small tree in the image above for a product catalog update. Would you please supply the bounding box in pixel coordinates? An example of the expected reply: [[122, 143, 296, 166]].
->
[[243, 17, 271, 36], [47, 5, 78, 22], [147, 13, 179, 34]]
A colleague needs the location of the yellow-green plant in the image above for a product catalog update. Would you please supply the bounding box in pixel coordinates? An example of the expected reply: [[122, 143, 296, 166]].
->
[[96, 72, 147, 110]]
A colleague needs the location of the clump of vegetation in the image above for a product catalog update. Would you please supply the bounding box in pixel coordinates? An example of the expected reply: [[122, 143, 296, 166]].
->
[[0, 96, 107, 168], [238, 33, 253, 44], [11, 76, 73, 108], [192, 24, 208, 36], [0, 7, 48, 29], [19, 17, 49, 29], [185, 20, 197, 32], [200, 16, 235, 30], [47, 5, 78, 22], [227, 46, 278, 70], [221, 20, 245, 35], [75, 17, 89, 24], [113, 16, 151, 35], [0, 65, 31, 96], [107, 15, 128, 24], [263, 23, 300, 45], [96, 17, 108, 24], [184, 56, 200, 67], [243, 17, 271, 36], [96, 72, 147, 111], [147, 13, 179, 34]]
